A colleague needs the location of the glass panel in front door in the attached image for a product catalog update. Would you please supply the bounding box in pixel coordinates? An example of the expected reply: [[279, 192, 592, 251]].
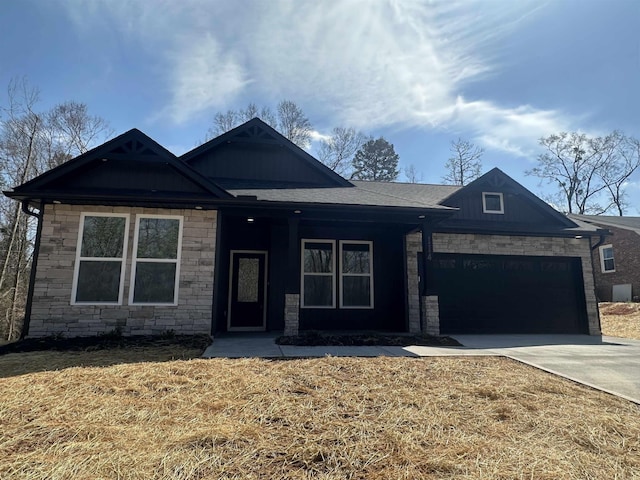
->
[[237, 257, 260, 303]]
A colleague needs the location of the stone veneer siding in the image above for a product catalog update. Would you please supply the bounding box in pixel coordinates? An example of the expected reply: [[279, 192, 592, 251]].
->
[[284, 294, 300, 336], [405, 232, 601, 335], [28, 204, 217, 337]]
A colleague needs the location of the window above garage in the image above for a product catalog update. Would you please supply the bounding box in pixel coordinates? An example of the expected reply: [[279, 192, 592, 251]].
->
[[482, 192, 504, 214]]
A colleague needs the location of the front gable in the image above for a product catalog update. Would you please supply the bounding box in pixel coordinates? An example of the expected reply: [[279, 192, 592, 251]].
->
[[181, 118, 353, 189], [439, 168, 577, 232], [7, 129, 231, 205]]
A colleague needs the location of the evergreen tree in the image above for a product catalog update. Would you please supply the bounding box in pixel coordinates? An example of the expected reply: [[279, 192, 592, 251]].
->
[[351, 137, 399, 181]]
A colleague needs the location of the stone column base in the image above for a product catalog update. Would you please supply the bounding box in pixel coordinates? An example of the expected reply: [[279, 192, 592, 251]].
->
[[284, 294, 300, 336], [421, 295, 440, 336]]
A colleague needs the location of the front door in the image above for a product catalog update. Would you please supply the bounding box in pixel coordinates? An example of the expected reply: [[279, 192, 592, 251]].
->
[[228, 251, 268, 331]]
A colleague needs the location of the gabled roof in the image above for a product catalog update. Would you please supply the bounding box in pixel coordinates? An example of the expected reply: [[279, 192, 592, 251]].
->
[[181, 118, 353, 188], [568, 214, 640, 235], [6, 129, 232, 204], [441, 167, 579, 229]]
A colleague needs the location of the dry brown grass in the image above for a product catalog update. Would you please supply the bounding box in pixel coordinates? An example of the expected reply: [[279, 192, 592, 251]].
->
[[0, 342, 205, 378], [1, 353, 639, 479], [600, 302, 640, 340]]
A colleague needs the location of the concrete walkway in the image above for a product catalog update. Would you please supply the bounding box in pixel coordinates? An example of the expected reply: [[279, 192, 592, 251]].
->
[[202, 333, 640, 404]]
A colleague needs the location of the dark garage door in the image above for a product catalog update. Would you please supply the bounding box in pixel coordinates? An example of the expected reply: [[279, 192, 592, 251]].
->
[[425, 254, 588, 334]]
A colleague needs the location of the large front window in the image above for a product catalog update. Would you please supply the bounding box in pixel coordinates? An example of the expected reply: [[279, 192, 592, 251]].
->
[[72, 213, 129, 304], [301, 239, 373, 309], [130, 215, 183, 305]]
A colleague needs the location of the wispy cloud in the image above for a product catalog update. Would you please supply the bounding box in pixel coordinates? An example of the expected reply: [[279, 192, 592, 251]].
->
[[62, 0, 578, 155], [162, 34, 251, 123]]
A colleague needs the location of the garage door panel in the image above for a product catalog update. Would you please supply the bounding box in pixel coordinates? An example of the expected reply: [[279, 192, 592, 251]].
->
[[427, 254, 588, 334]]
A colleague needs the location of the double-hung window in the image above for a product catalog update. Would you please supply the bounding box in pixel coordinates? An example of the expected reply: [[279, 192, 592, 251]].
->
[[72, 213, 129, 304], [340, 241, 374, 308], [599, 244, 615, 273], [130, 215, 183, 305], [301, 239, 374, 309], [301, 240, 335, 308]]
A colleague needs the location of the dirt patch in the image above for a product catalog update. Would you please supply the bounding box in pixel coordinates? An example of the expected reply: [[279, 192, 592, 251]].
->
[[600, 302, 640, 340], [600, 302, 640, 316], [0, 333, 211, 355], [0, 335, 211, 377]]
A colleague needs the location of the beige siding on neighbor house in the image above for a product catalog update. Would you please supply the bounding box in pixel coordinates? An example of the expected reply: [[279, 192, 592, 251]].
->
[[29, 204, 217, 337], [406, 232, 600, 335]]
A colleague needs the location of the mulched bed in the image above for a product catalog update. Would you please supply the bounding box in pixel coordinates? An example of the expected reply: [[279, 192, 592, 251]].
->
[[276, 331, 461, 347], [0, 333, 212, 355]]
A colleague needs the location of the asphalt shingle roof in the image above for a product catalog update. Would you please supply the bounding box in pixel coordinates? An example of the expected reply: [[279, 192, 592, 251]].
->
[[228, 180, 461, 210], [568, 214, 640, 234]]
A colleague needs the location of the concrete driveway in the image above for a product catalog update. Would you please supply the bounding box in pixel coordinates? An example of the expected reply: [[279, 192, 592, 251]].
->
[[203, 334, 640, 404], [413, 334, 640, 405]]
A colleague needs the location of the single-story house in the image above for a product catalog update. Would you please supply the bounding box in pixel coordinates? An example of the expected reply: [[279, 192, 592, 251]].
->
[[5, 118, 606, 338], [568, 214, 640, 302]]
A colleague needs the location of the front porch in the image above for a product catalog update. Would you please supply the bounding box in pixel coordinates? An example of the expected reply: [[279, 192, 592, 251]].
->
[[213, 206, 445, 337]]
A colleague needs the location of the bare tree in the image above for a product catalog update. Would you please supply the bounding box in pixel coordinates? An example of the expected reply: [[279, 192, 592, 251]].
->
[[351, 136, 399, 181], [442, 138, 483, 186], [600, 136, 640, 215], [0, 79, 42, 339], [403, 164, 424, 183], [206, 100, 311, 148], [0, 78, 112, 339], [242, 103, 277, 129], [276, 100, 312, 149], [316, 127, 366, 176], [47, 101, 112, 161], [209, 110, 239, 138], [526, 131, 638, 215]]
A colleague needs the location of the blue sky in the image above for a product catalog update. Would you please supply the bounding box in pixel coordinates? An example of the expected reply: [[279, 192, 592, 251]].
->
[[1, 0, 639, 213]]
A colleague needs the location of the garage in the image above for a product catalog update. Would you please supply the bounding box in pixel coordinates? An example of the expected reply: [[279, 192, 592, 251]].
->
[[426, 254, 589, 334]]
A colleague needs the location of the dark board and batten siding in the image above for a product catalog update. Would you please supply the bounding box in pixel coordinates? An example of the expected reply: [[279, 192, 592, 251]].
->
[[214, 215, 408, 333], [48, 160, 211, 194], [187, 143, 341, 189], [443, 189, 560, 226], [298, 224, 407, 332]]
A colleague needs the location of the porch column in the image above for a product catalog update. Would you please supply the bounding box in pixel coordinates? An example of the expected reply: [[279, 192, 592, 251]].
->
[[284, 217, 300, 336], [420, 222, 440, 336]]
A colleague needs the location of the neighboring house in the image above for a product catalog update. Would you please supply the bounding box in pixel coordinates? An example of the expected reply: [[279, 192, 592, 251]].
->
[[4, 119, 606, 338], [568, 214, 640, 302]]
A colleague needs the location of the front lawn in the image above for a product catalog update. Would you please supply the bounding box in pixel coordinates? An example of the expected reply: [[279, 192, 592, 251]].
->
[[1, 352, 638, 479]]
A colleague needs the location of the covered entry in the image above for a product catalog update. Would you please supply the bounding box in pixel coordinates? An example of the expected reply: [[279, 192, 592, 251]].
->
[[428, 254, 588, 334]]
